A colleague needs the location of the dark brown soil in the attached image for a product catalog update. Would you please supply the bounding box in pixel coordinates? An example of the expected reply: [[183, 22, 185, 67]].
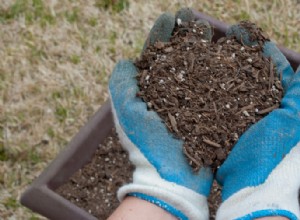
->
[[56, 131, 134, 219], [135, 21, 283, 171], [56, 130, 222, 220]]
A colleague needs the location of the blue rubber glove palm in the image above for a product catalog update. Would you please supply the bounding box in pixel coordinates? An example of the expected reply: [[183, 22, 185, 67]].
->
[[109, 8, 213, 220], [216, 23, 300, 220]]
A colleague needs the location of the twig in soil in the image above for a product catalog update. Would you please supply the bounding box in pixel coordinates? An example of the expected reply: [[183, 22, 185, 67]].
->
[[203, 138, 222, 148], [269, 60, 274, 89], [168, 113, 179, 133], [235, 104, 256, 115], [257, 104, 279, 115], [183, 147, 201, 168]]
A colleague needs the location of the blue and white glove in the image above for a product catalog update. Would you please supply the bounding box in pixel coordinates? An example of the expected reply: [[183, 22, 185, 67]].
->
[[109, 9, 213, 220], [216, 23, 300, 220]]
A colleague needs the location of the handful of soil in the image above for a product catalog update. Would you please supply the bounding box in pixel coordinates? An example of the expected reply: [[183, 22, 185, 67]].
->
[[135, 21, 283, 171]]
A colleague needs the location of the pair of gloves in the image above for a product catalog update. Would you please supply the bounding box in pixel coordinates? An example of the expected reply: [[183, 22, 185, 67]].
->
[[108, 8, 300, 220]]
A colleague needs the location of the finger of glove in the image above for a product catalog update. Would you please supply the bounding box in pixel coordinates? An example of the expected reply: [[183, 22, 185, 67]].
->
[[143, 12, 175, 51], [195, 19, 213, 42], [175, 7, 195, 23], [109, 60, 137, 103], [176, 8, 212, 42], [226, 24, 294, 90], [280, 65, 300, 113], [263, 41, 294, 90], [216, 68, 300, 198], [297, 65, 300, 74], [216, 109, 300, 200], [109, 60, 213, 196], [226, 23, 258, 47]]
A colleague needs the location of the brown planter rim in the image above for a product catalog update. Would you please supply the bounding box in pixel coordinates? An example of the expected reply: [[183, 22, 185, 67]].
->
[[20, 11, 300, 220]]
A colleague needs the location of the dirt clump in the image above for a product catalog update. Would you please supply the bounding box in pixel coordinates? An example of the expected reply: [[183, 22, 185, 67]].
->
[[135, 20, 283, 171]]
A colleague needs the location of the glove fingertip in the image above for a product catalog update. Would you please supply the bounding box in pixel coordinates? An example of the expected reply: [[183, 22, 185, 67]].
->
[[199, 166, 213, 180], [226, 24, 258, 47], [263, 42, 294, 89], [176, 8, 212, 42], [143, 12, 175, 50], [175, 7, 195, 23], [195, 19, 212, 42], [197, 167, 213, 196], [296, 65, 300, 74], [109, 60, 138, 91]]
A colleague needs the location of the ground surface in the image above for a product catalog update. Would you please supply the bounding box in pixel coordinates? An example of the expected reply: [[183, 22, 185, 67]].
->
[[1, 0, 300, 219]]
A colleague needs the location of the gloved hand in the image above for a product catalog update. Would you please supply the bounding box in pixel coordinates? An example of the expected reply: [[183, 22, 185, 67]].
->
[[109, 8, 213, 220], [216, 23, 300, 220]]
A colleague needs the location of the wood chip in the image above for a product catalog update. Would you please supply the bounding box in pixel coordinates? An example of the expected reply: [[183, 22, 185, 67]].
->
[[257, 104, 279, 115], [168, 112, 179, 133], [203, 138, 222, 148]]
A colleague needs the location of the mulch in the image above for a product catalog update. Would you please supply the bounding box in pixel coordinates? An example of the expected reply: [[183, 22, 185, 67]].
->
[[135, 20, 283, 171]]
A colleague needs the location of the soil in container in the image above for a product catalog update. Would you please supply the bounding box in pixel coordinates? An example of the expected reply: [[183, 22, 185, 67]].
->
[[135, 21, 283, 171], [56, 131, 134, 219], [56, 130, 222, 219]]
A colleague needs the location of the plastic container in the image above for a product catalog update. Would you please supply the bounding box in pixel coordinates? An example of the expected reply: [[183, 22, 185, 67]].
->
[[20, 11, 300, 220]]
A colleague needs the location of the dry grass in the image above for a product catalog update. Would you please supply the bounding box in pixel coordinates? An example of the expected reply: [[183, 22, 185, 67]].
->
[[1, 0, 299, 219]]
